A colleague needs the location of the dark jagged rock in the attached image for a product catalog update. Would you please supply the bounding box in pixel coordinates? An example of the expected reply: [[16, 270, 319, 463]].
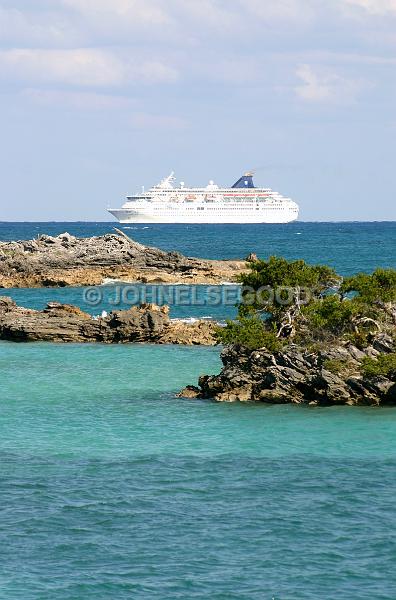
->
[[0, 297, 217, 345], [0, 232, 246, 288], [179, 335, 396, 406]]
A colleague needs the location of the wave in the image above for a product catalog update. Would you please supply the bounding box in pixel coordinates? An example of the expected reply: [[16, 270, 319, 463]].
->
[[122, 226, 150, 230]]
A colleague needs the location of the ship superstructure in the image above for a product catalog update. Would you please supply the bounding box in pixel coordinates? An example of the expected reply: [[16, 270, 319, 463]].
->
[[108, 172, 299, 224]]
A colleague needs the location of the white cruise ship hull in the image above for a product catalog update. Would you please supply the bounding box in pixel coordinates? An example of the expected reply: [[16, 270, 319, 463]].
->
[[109, 207, 298, 224], [108, 172, 299, 224]]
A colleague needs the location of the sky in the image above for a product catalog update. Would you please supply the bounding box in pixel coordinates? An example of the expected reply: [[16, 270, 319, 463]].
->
[[0, 0, 395, 221]]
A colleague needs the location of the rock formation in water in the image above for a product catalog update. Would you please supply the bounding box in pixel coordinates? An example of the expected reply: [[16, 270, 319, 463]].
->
[[0, 231, 246, 288], [180, 255, 396, 406], [0, 297, 217, 345], [179, 336, 396, 406]]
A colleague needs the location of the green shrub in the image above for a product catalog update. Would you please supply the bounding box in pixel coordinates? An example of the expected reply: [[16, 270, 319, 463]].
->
[[215, 317, 283, 351], [239, 256, 339, 292], [342, 268, 396, 304], [323, 359, 347, 375], [346, 331, 370, 350], [238, 256, 340, 318], [302, 296, 360, 335], [219, 257, 394, 349], [361, 353, 396, 379]]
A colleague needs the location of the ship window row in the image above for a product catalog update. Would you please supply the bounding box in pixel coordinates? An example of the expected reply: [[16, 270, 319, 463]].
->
[[152, 207, 288, 211], [151, 205, 285, 209]]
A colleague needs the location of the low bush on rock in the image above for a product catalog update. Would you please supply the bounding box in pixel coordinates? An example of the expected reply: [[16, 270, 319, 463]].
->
[[215, 317, 282, 351], [361, 353, 396, 379], [220, 257, 395, 350]]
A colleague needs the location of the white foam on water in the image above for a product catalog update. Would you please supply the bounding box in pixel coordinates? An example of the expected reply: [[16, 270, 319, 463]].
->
[[170, 316, 217, 324], [101, 278, 123, 285]]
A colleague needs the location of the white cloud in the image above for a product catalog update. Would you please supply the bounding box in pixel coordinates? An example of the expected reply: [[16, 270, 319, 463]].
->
[[242, 0, 315, 23], [0, 49, 179, 87], [343, 0, 396, 15], [171, 0, 316, 36], [172, 0, 240, 31], [305, 51, 396, 65], [3, 1, 395, 63], [62, 0, 171, 28], [2, 1, 396, 54], [63, 0, 167, 21], [21, 88, 137, 110], [0, 6, 79, 46], [0, 1, 174, 49], [20, 87, 187, 128], [295, 64, 364, 103], [0, 48, 123, 86]]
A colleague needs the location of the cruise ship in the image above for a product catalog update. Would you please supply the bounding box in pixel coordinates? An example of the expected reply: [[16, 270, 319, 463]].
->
[[108, 172, 299, 224]]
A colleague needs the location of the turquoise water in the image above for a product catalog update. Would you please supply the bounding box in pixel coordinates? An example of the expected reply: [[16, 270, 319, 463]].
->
[[2, 221, 395, 319], [1, 222, 396, 598], [4, 284, 239, 321], [1, 342, 396, 599]]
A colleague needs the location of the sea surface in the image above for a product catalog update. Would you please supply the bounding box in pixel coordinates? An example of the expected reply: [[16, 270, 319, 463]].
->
[[1, 222, 396, 599], [1, 221, 395, 272], [1, 221, 395, 321]]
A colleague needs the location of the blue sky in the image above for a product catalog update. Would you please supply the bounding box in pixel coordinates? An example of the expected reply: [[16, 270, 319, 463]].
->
[[0, 0, 395, 221]]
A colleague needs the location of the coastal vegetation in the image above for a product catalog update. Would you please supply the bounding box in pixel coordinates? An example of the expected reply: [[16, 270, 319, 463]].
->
[[215, 316, 282, 352], [216, 257, 396, 351], [361, 353, 396, 379], [189, 257, 396, 405]]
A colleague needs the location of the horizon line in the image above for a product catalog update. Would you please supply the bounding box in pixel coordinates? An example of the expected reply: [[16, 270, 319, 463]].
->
[[0, 220, 396, 224]]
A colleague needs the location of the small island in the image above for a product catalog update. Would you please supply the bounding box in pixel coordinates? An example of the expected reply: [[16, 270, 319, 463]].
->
[[0, 297, 217, 345], [0, 231, 246, 288], [180, 256, 396, 406]]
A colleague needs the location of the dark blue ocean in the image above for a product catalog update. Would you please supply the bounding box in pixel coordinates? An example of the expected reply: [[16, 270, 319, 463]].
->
[[0, 222, 396, 599], [1, 221, 395, 271]]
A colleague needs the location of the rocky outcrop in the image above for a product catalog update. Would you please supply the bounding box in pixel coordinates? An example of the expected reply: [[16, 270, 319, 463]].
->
[[179, 335, 396, 406], [0, 297, 217, 345], [160, 319, 218, 346], [0, 231, 246, 288]]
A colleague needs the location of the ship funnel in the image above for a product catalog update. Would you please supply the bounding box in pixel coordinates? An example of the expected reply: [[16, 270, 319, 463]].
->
[[231, 173, 255, 188]]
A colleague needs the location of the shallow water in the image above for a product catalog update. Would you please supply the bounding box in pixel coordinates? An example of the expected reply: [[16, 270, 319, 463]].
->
[[4, 284, 240, 321], [1, 222, 396, 599], [1, 343, 396, 599]]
